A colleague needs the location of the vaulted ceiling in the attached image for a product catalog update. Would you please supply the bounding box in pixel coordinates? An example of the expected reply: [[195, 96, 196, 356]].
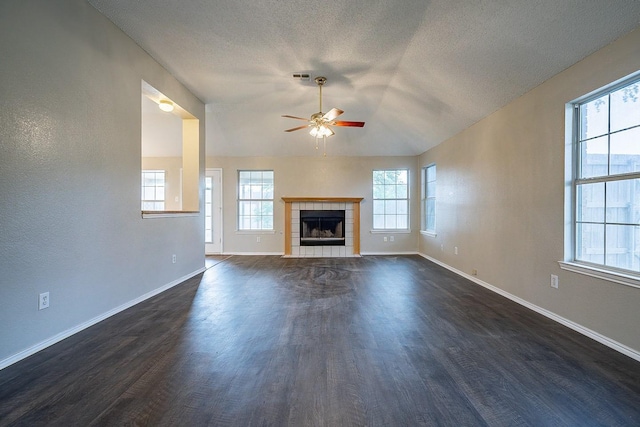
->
[[89, 0, 640, 157]]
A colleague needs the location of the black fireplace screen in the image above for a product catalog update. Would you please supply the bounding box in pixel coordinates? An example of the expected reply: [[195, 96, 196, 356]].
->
[[300, 210, 345, 246]]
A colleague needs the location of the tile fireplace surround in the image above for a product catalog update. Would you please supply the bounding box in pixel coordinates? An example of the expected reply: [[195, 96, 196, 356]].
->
[[282, 197, 363, 257]]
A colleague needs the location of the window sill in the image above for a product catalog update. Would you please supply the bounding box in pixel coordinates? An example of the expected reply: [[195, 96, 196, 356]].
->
[[142, 211, 199, 219], [558, 261, 640, 289], [370, 229, 411, 234], [236, 230, 276, 235], [420, 230, 437, 237]]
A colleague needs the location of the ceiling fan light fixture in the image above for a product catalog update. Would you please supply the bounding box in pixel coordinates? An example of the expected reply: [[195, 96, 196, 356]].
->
[[158, 99, 174, 112], [310, 124, 332, 138]]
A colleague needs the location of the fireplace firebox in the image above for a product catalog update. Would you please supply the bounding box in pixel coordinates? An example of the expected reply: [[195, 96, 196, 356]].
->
[[300, 210, 345, 246]]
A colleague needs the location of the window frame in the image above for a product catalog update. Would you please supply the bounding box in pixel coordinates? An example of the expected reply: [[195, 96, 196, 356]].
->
[[562, 71, 640, 289], [421, 164, 436, 235], [141, 170, 166, 211], [237, 170, 274, 232], [372, 169, 410, 231]]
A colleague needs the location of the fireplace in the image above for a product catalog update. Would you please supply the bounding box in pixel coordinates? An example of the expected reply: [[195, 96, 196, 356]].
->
[[300, 210, 345, 246], [281, 197, 363, 257]]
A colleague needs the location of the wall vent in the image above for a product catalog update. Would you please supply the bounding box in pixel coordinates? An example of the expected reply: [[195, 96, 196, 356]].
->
[[292, 72, 311, 81]]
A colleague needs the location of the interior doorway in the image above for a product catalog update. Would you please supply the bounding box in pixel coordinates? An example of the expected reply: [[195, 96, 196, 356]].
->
[[205, 168, 223, 254]]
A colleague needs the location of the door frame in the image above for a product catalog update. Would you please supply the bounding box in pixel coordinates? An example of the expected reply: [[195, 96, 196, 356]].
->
[[205, 168, 223, 254]]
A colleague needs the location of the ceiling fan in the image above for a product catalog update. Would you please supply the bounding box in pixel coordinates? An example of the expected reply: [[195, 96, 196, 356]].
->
[[282, 76, 365, 139]]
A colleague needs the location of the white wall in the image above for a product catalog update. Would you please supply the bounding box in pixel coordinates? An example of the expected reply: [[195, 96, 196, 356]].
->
[[0, 0, 205, 366], [206, 156, 420, 254], [419, 28, 640, 354]]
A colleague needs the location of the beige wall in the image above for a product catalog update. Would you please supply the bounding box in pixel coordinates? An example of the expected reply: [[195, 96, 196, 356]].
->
[[0, 0, 205, 366], [206, 156, 420, 254], [419, 28, 640, 353]]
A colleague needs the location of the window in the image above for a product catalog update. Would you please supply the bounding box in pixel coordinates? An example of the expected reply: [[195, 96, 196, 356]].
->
[[141, 170, 165, 210], [373, 169, 409, 230], [205, 176, 213, 242], [570, 75, 640, 276], [422, 164, 436, 233], [238, 170, 274, 230]]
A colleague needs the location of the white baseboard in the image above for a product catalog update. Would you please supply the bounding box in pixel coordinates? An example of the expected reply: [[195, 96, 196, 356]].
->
[[0, 267, 206, 371], [360, 251, 420, 256], [223, 252, 284, 256], [419, 253, 640, 362]]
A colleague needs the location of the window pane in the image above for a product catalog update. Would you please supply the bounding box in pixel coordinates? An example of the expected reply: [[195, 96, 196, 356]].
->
[[580, 136, 608, 179], [373, 200, 385, 215], [373, 184, 385, 199], [385, 200, 397, 215], [262, 216, 273, 230], [240, 216, 251, 230], [426, 181, 435, 196], [610, 82, 640, 132], [373, 215, 385, 229], [426, 199, 435, 218], [610, 127, 640, 175], [396, 184, 408, 199], [385, 215, 397, 229], [263, 201, 273, 216], [373, 171, 385, 185], [205, 230, 212, 243], [384, 185, 396, 199], [397, 200, 408, 215], [238, 201, 249, 216], [397, 216, 408, 229], [156, 187, 164, 200], [427, 166, 436, 182], [580, 95, 609, 140], [606, 224, 640, 272], [576, 223, 605, 265], [384, 171, 397, 184], [143, 187, 156, 200], [397, 170, 408, 184], [606, 179, 640, 225], [577, 182, 604, 223]]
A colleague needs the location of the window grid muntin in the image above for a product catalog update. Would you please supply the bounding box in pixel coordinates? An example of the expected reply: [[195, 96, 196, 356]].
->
[[141, 170, 165, 210], [574, 76, 640, 274], [373, 169, 409, 230], [237, 170, 274, 231]]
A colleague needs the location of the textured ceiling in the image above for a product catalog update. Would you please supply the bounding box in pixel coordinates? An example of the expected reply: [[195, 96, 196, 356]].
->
[[89, 0, 640, 157]]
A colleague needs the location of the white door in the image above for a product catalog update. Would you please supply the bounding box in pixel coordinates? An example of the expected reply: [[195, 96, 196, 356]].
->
[[205, 168, 223, 254]]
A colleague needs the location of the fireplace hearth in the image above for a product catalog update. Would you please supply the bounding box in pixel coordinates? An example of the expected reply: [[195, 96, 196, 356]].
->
[[300, 210, 345, 246]]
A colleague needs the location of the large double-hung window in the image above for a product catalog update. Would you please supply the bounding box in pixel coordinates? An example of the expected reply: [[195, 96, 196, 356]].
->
[[238, 170, 274, 230], [570, 74, 640, 279], [373, 169, 409, 230]]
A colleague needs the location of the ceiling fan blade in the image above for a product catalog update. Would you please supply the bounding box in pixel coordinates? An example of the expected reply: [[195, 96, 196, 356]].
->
[[284, 124, 310, 132], [282, 115, 310, 121], [323, 108, 344, 121], [333, 120, 365, 127]]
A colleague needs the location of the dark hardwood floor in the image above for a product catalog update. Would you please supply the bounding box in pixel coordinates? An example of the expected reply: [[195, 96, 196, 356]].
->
[[1, 255, 639, 426]]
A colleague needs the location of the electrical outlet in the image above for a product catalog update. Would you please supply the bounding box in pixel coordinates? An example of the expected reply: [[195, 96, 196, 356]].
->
[[256, 236, 261, 243], [440, 244, 444, 251], [172, 254, 177, 264], [389, 236, 394, 242], [454, 246, 458, 255], [39, 292, 49, 310], [551, 274, 559, 289], [472, 269, 478, 276], [383, 236, 388, 242]]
